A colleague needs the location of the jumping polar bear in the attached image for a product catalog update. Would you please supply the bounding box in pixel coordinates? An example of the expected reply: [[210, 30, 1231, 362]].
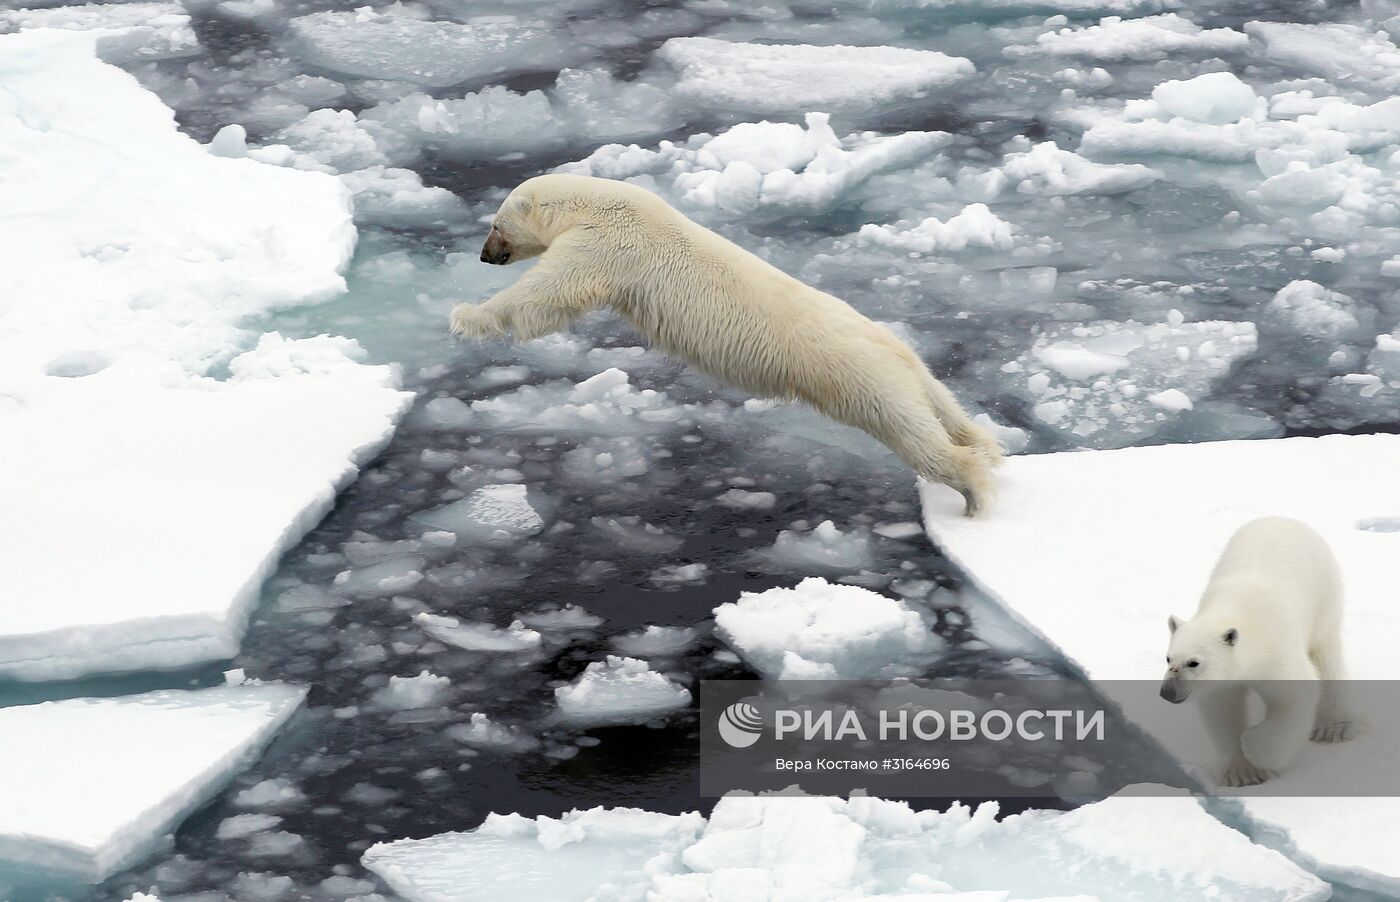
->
[[1161, 516, 1355, 787], [450, 174, 1002, 515]]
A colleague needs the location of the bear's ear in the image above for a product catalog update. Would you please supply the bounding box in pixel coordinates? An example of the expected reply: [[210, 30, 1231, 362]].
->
[[1167, 615, 1181, 634], [1222, 628, 1238, 647]]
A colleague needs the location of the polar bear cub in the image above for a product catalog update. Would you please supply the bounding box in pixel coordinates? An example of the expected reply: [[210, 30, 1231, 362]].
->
[[450, 174, 1002, 516], [1162, 516, 1354, 787]]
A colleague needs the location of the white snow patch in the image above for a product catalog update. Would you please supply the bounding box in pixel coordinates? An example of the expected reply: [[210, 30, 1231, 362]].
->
[[855, 204, 1015, 254], [412, 484, 544, 541], [415, 613, 543, 652]]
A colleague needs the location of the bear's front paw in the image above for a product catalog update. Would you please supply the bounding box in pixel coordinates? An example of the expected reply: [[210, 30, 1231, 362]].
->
[[1311, 719, 1355, 743], [450, 304, 506, 339], [1222, 755, 1271, 788]]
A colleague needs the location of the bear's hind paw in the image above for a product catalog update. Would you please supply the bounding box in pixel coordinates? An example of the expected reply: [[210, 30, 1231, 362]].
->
[[1310, 720, 1355, 743]]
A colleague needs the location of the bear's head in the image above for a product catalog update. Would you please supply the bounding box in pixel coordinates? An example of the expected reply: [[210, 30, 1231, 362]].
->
[[481, 174, 652, 266], [1161, 614, 1239, 703], [480, 187, 549, 266]]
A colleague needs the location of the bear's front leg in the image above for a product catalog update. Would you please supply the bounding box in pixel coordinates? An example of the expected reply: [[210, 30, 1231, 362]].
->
[[1241, 681, 1318, 773], [450, 302, 508, 339]]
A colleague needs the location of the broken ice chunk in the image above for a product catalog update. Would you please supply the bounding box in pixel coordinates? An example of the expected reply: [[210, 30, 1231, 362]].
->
[[0, 685, 305, 882], [1264, 280, 1360, 340], [657, 37, 973, 113], [412, 484, 544, 541], [1008, 317, 1257, 448], [612, 625, 700, 657], [375, 671, 451, 710], [713, 576, 935, 680], [560, 113, 949, 217], [554, 656, 691, 724], [854, 203, 1014, 255], [754, 520, 874, 572], [1151, 72, 1259, 125], [415, 613, 542, 652], [1032, 13, 1248, 61]]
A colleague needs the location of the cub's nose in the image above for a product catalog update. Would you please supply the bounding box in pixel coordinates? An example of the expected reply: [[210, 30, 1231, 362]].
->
[[1159, 680, 1186, 704]]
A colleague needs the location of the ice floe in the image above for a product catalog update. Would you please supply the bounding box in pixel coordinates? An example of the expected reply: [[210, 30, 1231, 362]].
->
[[714, 576, 936, 679], [0, 684, 305, 882], [0, 32, 412, 680], [287, 9, 578, 88], [363, 807, 705, 902], [364, 786, 1324, 901], [921, 434, 1400, 888]]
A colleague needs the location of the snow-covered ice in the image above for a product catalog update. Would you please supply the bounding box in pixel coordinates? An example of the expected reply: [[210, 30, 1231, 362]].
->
[[0, 3, 199, 63], [0, 684, 305, 881], [364, 786, 1323, 901], [657, 37, 973, 113], [714, 576, 936, 679], [0, 32, 411, 680], [363, 808, 705, 902], [554, 655, 691, 724], [921, 434, 1400, 889]]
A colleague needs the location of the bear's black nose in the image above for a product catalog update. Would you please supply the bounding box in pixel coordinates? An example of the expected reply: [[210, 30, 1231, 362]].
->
[[1159, 683, 1185, 704]]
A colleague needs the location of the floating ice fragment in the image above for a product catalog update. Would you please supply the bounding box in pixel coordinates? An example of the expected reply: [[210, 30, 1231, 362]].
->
[[554, 656, 691, 724], [413, 484, 544, 541], [658, 37, 973, 113], [714, 577, 935, 680], [415, 613, 542, 652], [376, 671, 451, 709], [1033, 13, 1247, 61], [756, 520, 875, 572]]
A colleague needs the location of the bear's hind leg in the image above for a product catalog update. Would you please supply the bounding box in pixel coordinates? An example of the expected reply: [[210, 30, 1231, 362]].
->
[[865, 399, 993, 517], [1309, 633, 1355, 743], [920, 376, 1004, 469]]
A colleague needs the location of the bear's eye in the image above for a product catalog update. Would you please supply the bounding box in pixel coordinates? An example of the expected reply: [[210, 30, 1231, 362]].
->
[[1187, 660, 1200, 669]]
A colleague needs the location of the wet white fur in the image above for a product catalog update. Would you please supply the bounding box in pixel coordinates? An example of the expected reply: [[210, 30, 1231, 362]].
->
[[1166, 516, 1353, 787], [450, 174, 1002, 514]]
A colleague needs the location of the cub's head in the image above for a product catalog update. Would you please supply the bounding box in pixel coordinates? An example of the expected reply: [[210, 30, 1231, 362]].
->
[[480, 174, 657, 266], [1161, 615, 1239, 703]]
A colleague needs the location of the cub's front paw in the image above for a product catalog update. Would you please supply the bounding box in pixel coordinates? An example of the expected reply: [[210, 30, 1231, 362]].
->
[[1222, 755, 1271, 788], [450, 304, 506, 339]]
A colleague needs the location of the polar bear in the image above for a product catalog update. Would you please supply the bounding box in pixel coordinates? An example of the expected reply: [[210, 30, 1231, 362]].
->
[[450, 174, 1002, 515], [1161, 516, 1354, 787]]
